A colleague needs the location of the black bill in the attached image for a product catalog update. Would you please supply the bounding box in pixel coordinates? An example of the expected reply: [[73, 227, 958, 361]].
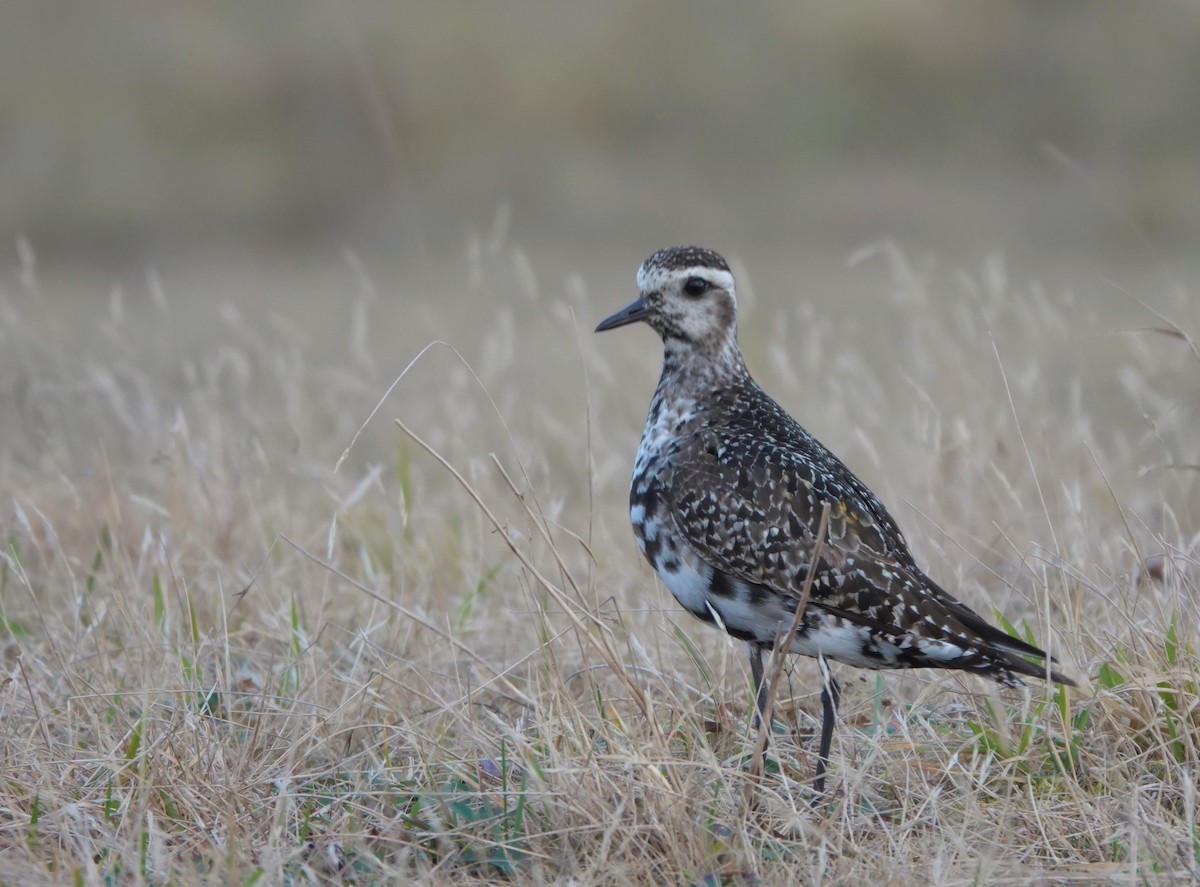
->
[[595, 297, 650, 332]]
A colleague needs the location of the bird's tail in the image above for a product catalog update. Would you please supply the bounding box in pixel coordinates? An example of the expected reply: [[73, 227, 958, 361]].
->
[[992, 642, 1077, 688]]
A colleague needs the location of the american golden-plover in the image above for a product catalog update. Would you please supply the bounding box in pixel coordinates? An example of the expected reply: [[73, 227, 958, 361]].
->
[[596, 245, 1075, 796]]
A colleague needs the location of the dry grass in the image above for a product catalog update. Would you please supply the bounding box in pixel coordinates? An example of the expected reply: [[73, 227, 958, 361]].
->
[[0, 240, 1197, 885]]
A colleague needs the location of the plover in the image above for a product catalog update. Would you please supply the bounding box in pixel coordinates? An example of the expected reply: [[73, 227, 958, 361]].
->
[[596, 245, 1075, 795]]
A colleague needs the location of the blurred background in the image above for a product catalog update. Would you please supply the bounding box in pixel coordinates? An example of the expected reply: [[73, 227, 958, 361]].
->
[[2, 5, 1198, 877], [2, 0, 1199, 313]]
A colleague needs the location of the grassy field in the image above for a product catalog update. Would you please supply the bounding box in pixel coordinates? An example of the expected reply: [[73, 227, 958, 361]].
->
[[0, 241, 1197, 885]]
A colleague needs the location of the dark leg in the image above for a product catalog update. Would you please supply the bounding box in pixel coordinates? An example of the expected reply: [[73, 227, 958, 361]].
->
[[746, 643, 773, 776], [811, 657, 841, 802], [747, 643, 769, 729]]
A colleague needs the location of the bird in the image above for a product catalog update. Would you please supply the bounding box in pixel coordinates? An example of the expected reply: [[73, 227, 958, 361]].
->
[[595, 245, 1076, 797]]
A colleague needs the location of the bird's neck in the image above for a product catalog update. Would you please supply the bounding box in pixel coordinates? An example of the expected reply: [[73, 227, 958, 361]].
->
[[658, 331, 748, 402]]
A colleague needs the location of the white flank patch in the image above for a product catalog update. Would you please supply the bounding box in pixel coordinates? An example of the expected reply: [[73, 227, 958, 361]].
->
[[786, 622, 895, 669], [704, 590, 793, 641], [915, 638, 969, 661], [656, 554, 714, 616]]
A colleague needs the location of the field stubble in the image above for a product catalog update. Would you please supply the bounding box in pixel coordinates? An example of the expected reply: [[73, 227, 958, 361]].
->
[[0, 239, 1197, 884]]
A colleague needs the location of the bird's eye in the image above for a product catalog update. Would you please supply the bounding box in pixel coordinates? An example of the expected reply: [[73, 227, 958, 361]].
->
[[682, 277, 708, 297]]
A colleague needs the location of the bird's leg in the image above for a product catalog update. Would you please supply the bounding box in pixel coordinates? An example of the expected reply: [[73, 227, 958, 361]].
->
[[746, 643, 773, 776], [748, 643, 769, 728], [811, 655, 840, 802]]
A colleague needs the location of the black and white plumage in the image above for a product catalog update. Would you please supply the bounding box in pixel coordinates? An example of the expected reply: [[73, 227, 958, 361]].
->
[[596, 245, 1075, 794]]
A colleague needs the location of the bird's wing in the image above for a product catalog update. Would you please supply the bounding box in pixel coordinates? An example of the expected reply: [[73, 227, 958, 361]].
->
[[661, 423, 899, 589], [661, 424, 1011, 648]]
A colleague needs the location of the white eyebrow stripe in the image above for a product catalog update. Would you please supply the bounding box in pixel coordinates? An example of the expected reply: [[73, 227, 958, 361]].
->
[[637, 265, 736, 296]]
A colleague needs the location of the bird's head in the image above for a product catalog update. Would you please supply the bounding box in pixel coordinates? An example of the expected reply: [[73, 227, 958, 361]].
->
[[595, 246, 739, 356]]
